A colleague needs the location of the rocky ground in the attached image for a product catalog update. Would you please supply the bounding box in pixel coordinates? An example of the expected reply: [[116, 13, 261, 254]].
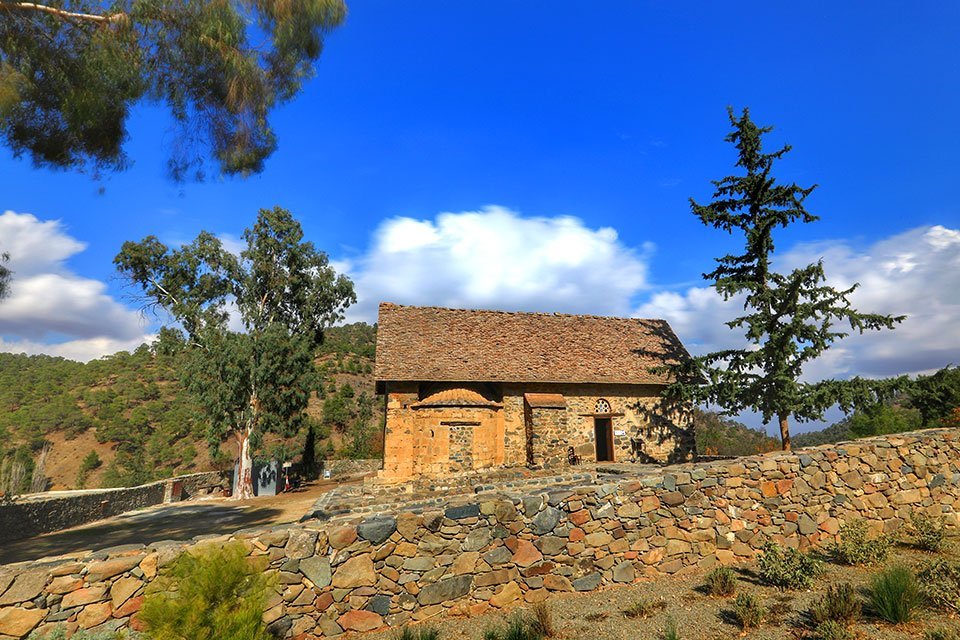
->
[[362, 541, 959, 640]]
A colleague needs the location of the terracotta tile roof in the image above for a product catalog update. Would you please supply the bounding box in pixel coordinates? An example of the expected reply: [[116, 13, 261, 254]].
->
[[375, 303, 691, 386], [412, 387, 503, 409], [524, 393, 567, 408]]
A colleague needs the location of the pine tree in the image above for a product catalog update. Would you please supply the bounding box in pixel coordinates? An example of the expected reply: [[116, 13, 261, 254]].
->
[[0, 0, 345, 179], [667, 108, 905, 450]]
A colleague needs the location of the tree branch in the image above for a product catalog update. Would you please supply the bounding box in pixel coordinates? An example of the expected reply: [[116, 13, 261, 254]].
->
[[0, 1, 126, 24]]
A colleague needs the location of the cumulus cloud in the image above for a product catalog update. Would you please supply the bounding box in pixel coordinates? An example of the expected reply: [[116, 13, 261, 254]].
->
[[635, 225, 960, 380], [0, 211, 153, 361], [343, 206, 651, 321]]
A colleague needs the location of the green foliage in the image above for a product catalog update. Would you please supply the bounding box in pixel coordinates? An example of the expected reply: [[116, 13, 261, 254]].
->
[[815, 620, 854, 640], [703, 566, 737, 597], [322, 393, 352, 431], [483, 612, 545, 640], [140, 542, 273, 640], [662, 108, 905, 449], [908, 366, 960, 426], [917, 558, 960, 613], [622, 597, 667, 618], [910, 510, 948, 552], [847, 403, 922, 438], [115, 208, 355, 497], [758, 542, 821, 590], [808, 583, 860, 627], [867, 564, 921, 624], [662, 617, 680, 640], [828, 519, 890, 566], [393, 627, 440, 640], [0, 0, 346, 180], [732, 592, 765, 630], [693, 409, 779, 456], [76, 450, 102, 488]]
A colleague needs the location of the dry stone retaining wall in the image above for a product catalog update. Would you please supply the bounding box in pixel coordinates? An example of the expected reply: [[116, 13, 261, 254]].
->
[[0, 471, 228, 543], [1, 429, 958, 639]]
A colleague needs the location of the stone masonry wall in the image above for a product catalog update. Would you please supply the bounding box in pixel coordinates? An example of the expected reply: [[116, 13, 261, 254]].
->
[[1, 429, 957, 639], [0, 471, 228, 543]]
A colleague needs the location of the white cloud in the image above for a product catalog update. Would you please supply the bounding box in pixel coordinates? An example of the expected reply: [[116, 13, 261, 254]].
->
[[342, 206, 651, 322], [635, 225, 960, 380], [0, 211, 154, 362]]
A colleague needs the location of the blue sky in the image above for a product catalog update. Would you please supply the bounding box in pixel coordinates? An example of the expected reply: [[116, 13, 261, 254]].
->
[[1, 2, 958, 432]]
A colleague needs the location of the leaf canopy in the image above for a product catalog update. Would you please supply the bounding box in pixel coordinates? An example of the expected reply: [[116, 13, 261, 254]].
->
[[0, 0, 346, 179]]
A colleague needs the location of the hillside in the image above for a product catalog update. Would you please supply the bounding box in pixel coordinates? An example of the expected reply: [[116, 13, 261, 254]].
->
[[0, 323, 381, 493]]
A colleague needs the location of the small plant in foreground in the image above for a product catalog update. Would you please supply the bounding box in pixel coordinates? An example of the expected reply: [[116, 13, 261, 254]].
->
[[815, 620, 854, 640], [828, 519, 890, 566], [733, 592, 766, 630], [808, 583, 860, 627], [911, 510, 948, 552], [704, 566, 737, 596], [663, 617, 680, 640], [583, 612, 607, 622], [868, 564, 921, 624], [758, 542, 821, 590], [623, 597, 667, 619], [926, 628, 960, 640], [483, 613, 545, 640], [394, 627, 440, 640], [139, 542, 273, 640], [530, 603, 554, 637], [917, 557, 960, 613]]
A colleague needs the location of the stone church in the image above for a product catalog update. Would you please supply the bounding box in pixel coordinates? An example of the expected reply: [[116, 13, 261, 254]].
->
[[374, 303, 696, 483]]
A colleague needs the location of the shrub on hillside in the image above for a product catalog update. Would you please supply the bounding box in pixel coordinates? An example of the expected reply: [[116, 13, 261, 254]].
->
[[927, 629, 960, 640], [703, 566, 737, 596], [808, 583, 860, 627], [828, 519, 890, 566], [911, 510, 948, 552], [917, 558, 960, 613], [622, 597, 667, 619], [483, 612, 545, 640], [732, 592, 765, 630], [662, 617, 680, 640], [139, 542, 273, 640], [758, 542, 821, 590], [394, 627, 440, 640], [815, 620, 854, 640], [867, 564, 921, 624]]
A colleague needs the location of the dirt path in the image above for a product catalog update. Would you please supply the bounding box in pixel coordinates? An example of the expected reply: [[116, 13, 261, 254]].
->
[[0, 479, 358, 566]]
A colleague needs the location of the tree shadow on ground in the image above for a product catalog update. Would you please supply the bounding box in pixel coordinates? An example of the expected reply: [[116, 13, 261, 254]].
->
[[0, 503, 283, 565]]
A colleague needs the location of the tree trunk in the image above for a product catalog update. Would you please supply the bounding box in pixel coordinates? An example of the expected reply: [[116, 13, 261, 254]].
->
[[235, 426, 255, 500], [778, 413, 792, 451]]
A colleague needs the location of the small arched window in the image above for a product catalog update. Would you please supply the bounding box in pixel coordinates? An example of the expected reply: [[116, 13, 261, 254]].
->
[[594, 398, 611, 414]]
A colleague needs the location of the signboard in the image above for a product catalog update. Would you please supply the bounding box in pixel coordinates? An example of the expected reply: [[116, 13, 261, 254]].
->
[[614, 429, 626, 436]]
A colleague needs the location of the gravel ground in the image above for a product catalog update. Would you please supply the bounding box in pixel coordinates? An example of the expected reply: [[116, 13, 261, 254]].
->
[[362, 543, 959, 640]]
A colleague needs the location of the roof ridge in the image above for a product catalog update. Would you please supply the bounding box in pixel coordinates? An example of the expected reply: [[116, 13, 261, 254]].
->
[[378, 301, 666, 323]]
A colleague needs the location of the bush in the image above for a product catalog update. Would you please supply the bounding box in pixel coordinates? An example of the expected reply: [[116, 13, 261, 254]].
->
[[815, 620, 854, 640], [918, 558, 960, 613], [808, 583, 860, 627], [758, 542, 821, 590], [911, 510, 947, 552], [483, 613, 545, 640], [622, 597, 667, 619], [704, 566, 737, 596], [394, 627, 440, 640], [139, 542, 273, 640], [733, 592, 765, 630], [663, 617, 680, 640], [867, 564, 921, 624], [828, 519, 890, 566]]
